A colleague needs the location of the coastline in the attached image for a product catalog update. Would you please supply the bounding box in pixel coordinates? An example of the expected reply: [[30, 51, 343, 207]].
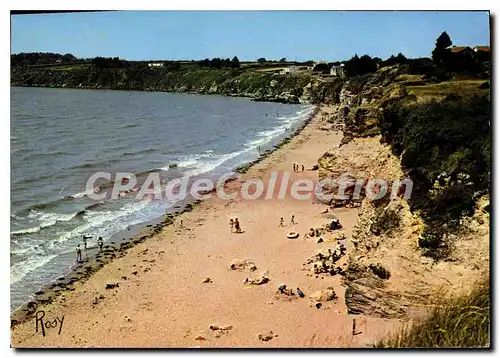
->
[[10, 105, 319, 324], [12, 103, 403, 347]]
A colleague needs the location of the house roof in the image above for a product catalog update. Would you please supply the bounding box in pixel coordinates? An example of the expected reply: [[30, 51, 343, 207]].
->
[[474, 46, 490, 52], [450, 46, 472, 53]]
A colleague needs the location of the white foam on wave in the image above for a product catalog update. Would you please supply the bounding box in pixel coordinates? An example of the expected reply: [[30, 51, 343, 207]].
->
[[183, 150, 247, 177], [10, 254, 58, 285], [11, 226, 41, 235], [51, 198, 159, 248], [71, 186, 100, 198], [247, 105, 315, 149], [12, 210, 82, 236], [176, 106, 315, 178]]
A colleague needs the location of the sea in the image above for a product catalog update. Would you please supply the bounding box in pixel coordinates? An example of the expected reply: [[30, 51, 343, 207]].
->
[[10, 86, 315, 311]]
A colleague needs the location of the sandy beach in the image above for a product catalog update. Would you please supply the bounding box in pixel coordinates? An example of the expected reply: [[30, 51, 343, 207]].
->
[[11, 105, 402, 348]]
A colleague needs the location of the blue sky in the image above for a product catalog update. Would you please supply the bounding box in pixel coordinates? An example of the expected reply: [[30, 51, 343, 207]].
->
[[11, 11, 490, 62]]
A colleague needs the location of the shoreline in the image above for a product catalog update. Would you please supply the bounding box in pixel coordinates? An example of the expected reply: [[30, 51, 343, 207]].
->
[[10, 105, 319, 324], [11, 103, 402, 348]]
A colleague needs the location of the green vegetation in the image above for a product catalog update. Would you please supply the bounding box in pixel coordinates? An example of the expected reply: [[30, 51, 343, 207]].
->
[[11, 52, 352, 104], [370, 207, 401, 236], [11, 52, 78, 66], [379, 94, 490, 258], [198, 56, 240, 68], [377, 277, 490, 348], [343, 54, 379, 77], [338, 30, 491, 260], [406, 79, 488, 101]]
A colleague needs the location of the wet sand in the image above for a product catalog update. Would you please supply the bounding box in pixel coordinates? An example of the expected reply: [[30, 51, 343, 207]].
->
[[11, 105, 401, 348]]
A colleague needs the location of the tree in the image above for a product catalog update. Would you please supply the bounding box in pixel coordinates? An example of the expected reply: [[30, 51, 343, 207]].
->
[[382, 53, 408, 67], [343, 54, 378, 77], [313, 62, 331, 73], [279, 57, 287, 63], [257, 57, 267, 64], [435, 31, 452, 50], [432, 31, 452, 70], [231, 56, 240, 68]]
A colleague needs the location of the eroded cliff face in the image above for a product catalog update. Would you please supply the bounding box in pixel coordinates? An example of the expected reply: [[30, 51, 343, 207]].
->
[[315, 65, 490, 319]]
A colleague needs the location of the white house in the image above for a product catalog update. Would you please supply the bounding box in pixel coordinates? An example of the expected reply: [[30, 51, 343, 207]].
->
[[148, 62, 164, 68], [280, 66, 299, 75], [330, 64, 345, 77]]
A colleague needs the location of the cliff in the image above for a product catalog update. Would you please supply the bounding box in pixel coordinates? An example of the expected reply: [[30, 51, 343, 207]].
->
[[11, 65, 344, 105], [315, 64, 490, 319]]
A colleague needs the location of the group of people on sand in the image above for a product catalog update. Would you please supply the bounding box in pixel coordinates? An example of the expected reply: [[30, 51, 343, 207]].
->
[[229, 218, 242, 234], [279, 215, 296, 227], [293, 163, 305, 172], [76, 235, 104, 262]]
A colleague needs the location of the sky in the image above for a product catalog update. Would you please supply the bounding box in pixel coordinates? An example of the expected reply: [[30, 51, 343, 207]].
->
[[10, 11, 490, 62]]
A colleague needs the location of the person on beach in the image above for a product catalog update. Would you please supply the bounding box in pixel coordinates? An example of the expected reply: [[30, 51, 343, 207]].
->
[[279, 217, 284, 227], [230, 219, 234, 233], [76, 245, 82, 262], [82, 235, 90, 249], [290, 215, 296, 225], [301, 165, 304, 172], [234, 218, 241, 233], [98, 237, 104, 253]]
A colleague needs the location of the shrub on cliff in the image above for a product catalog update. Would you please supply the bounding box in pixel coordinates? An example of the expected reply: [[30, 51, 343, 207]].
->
[[407, 57, 436, 75], [379, 94, 490, 256], [345, 73, 372, 94]]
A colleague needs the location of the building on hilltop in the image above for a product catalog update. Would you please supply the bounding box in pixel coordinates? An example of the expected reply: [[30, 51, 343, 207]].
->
[[330, 63, 345, 77], [473, 46, 490, 53], [280, 65, 299, 75], [148, 62, 165, 68], [449, 46, 475, 56]]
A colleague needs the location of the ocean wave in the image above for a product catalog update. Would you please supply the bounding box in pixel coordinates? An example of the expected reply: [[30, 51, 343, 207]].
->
[[70, 186, 102, 198], [123, 148, 155, 157], [12, 208, 87, 236], [70, 158, 117, 171], [15, 172, 60, 185], [244, 105, 314, 153], [10, 254, 58, 285], [11, 226, 41, 235], [123, 123, 140, 128], [184, 150, 247, 177], [51, 198, 163, 248]]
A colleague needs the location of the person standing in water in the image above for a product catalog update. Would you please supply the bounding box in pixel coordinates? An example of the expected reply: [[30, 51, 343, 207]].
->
[[76, 245, 82, 262], [82, 235, 91, 250], [98, 237, 104, 253]]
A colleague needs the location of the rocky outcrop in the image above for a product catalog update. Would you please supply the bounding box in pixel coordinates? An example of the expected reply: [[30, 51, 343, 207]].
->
[[344, 272, 408, 318], [252, 91, 300, 104]]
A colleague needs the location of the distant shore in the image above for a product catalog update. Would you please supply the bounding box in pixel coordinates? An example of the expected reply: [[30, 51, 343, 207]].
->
[[11, 65, 344, 105]]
